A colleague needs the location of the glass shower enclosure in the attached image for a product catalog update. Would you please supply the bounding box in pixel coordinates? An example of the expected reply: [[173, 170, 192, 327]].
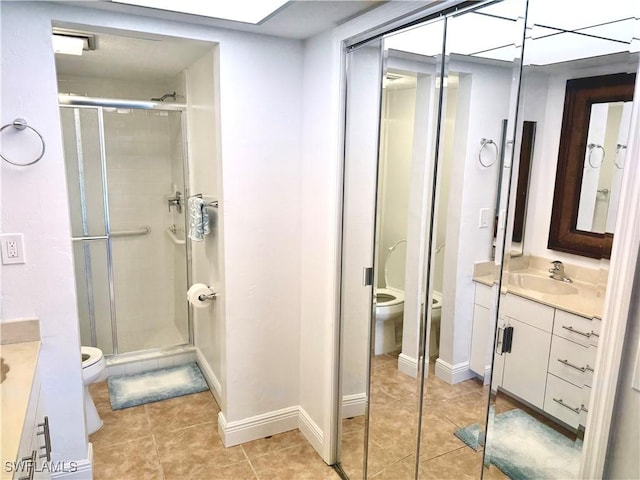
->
[[60, 101, 191, 356]]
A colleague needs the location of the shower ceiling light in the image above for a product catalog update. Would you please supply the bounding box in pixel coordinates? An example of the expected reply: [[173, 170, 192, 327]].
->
[[110, 0, 289, 24], [52, 35, 86, 55]]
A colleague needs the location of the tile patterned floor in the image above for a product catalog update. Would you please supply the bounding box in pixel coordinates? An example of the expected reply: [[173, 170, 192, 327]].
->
[[88, 382, 341, 480], [338, 352, 578, 479], [90, 356, 575, 479], [338, 353, 508, 480]]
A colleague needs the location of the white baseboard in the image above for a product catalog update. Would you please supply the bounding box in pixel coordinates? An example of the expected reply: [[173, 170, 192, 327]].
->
[[298, 406, 324, 454], [398, 353, 418, 378], [483, 365, 492, 385], [50, 443, 93, 479], [435, 358, 475, 384], [195, 349, 222, 408], [218, 406, 299, 447], [341, 393, 367, 418]]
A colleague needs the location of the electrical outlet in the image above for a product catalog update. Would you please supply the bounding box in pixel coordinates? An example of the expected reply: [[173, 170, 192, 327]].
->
[[1, 234, 25, 265]]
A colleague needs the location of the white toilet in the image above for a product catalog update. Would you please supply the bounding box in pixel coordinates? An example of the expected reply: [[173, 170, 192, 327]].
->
[[81, 346, 107, 435], [374, 240, 406, 355], [429, 291, 443, 358]]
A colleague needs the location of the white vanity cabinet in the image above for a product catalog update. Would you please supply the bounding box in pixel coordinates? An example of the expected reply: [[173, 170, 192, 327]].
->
[[469, 283, 495, 380], [543, 310, 600, 429], [478, 286, 602, 431], [13, 360, 51, 480], [494, 294, 554, 409]]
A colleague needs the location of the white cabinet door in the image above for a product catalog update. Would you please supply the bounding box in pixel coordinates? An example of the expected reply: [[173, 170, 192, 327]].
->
[[470, 303, 491, 378], [502, 318, 551, 409]]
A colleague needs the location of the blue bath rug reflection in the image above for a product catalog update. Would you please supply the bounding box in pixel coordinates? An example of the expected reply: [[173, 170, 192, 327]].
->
[[108, 362, 209, 410], [455, 408, 582, 479]]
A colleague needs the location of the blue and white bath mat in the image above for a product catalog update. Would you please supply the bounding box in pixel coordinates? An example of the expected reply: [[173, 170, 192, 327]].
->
[[455, 408, 582, 479], [108, 363, 209, 410]]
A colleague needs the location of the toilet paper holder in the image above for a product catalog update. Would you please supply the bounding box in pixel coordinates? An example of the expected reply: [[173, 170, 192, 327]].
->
[[199, 291, 217, 301]]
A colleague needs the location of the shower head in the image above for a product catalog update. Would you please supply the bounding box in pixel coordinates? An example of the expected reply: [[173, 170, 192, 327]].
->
[[151, 91, 177, 102]]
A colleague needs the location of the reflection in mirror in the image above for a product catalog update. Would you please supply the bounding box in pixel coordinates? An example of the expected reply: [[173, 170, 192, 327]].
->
[[576, 100, 633, 234], [488, 0, 637, 478], [337, 37, 384, 480], [495, 119, 536, 256], [366, 18, 446, 480], [419, 0, 526, 478], [512, 121, 536, 245]]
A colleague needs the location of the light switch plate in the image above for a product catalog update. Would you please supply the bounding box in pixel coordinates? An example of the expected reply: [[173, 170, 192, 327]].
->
[[0, 233, 25, 264], [479, 208, 491, 228]]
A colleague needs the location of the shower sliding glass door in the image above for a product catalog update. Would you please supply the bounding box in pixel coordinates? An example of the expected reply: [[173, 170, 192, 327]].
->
[[60, 103, 191, 356]]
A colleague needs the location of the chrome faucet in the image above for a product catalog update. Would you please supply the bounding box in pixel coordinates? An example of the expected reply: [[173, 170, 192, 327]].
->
[[167, 191, 182, 213], [549, 261, 572, 283]]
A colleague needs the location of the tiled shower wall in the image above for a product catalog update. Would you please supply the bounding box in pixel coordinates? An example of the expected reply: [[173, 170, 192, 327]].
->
[[60, 75, 189, 354]]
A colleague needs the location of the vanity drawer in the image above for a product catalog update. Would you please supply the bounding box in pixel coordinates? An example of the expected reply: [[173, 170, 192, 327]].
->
[[580, 386, 592, 427], [554, 310, 600, 347], [475, 283, 494, 308], [501, 293, 554, 332], [544, 373, 583, 429], [548, 335, 596, 387]]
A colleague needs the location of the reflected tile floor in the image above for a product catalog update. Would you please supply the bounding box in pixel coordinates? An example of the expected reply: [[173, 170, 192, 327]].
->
[[89, 381, 340, 480], [340, 352, 499, 480]]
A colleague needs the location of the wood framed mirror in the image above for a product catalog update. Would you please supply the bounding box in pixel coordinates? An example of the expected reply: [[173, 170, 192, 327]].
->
[[548, 73, 636, 259]]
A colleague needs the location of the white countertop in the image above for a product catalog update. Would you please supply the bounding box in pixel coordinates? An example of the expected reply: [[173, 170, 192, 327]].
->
[[0, 341, 40, 479], [474, 271, 605, 319]]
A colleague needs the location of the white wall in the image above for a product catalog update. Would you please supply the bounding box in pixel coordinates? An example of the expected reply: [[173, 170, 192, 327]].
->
[[185, 48, 226, 408], [438, 60, 512, 377], [1, 0, 304, 457], [299, 28, 341, 455], [604, 255, 640, 479], [1, 2, 87, 463], [377, 82, 416, 289], [218, 30, 303, 424], [298, 2, 447, 460]]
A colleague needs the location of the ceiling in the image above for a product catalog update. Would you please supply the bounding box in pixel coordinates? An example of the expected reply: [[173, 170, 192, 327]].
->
[[384, 0, 638, 65], [55, 0, 389, 81], [66, 0, 387, 40]]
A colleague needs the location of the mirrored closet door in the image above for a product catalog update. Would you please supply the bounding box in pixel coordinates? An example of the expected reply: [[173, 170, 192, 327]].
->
[[336, 0, 639, 479], [336, 0, 528, 478], [485, 1, 638, 479]]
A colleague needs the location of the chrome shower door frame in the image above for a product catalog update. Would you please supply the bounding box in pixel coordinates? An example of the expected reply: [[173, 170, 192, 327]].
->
[[61, 97, 193, 356]]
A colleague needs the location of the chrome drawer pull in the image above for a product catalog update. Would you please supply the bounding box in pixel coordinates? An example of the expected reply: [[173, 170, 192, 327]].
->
[[562, 325, 591, 337], [585, 365, 594, 372], [557, 358, 586, 372], [18, 450, 36, 480], [553, 397, 580, 413], [590, 331, 599, 338], [581, 404, 589, 413], [37, 416, 51, 461]]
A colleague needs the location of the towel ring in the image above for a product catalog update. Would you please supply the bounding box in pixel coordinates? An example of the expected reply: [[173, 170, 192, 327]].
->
[[0, 119, 46, 167], [615, 144, 627, 169], [479, 138, 498, 167], [587, 143, 605, 168]]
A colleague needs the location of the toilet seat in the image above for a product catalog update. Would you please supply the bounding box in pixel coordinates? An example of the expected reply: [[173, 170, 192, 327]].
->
[[81, 346, 104, 368], [432, 291, 442, 310], [376, 287, 405, 307]]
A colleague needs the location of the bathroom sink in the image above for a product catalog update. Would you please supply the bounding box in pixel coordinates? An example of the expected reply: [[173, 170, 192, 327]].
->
[[1, 357, 9, 384], [508, 273, 578, 295]]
